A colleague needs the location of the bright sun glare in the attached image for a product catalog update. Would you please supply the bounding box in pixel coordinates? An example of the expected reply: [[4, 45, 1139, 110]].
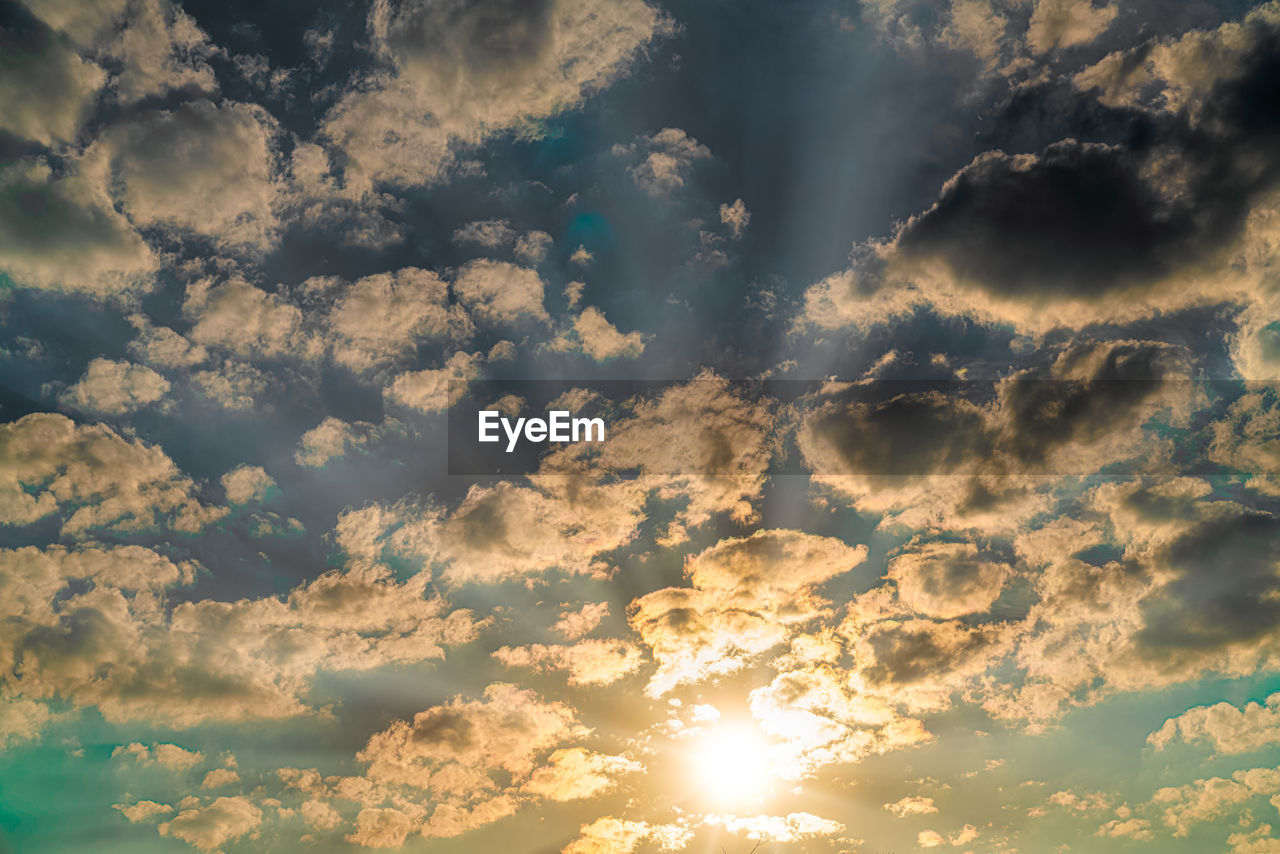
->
[[689, 724, 774, 805]]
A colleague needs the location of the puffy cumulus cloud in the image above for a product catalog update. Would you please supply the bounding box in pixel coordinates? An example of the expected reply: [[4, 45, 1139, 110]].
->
[[629, 530, 867, 696], [1073, 3, 1280, 114], [112, 742, 205, 769], [800, 340, 1194, 531], [562, 816, 692, 854], [0, 694, 52, 749], [0, 7, 105, 146], [0, 413, 225, 536], [358, 683, 583, 790], [1026, 0, 1117, 55], [884, 795, 938, 817], [113, 800, 173, 823], [616, 127, 711, 197], [451, 218, 516, 249], [386, 351, 483, 413], [492, 637, 644, 685], [808, 8, 1280, 339], [453, 259, 548, 326], [937, 0, 1009, 72], [25, 0, 218, 103], [845, 616, 1014, 713], [543, 373, 780, 527], [200, 768, 241, 789], [702, 811, 845, 842], [0, 158, 157, 296], [350, 478, 647, 584], [1150, 767, 1280, 837], [1149, 692, 1280, 756], [347, 807, 414, 848], [552, 601, 610, 640], [982, 480, 1280, 725], [720, 198, 750, 239], [1208, 390, 1280, 474], [320, 0, 671, 191], [157, 796, 263, 851], [127, 315, 208, 368], [548, 306, 648, 361], [316, 267, 472, 373], [515, 230, 554, 264], [1231, 825, 1280, 854], [220, 465, 275, 504], [294, 417, 377, 467], [352, 682, 638, 839], [521, 747, 643, 800], [88, 100, 284, 251], [749, 664, 931, 779], [0, 544, 479, 729], [184, 276, 313, 362], [191, 359, 269, 411], [887, 541, 1012, 618], [59, 358, 169, 415]]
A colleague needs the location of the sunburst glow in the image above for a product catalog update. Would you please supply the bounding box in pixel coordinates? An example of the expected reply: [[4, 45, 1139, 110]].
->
[[688, 723, 775, 806]]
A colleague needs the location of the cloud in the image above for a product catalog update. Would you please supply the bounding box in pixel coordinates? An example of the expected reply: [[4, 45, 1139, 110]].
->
[[201, 768, 241, 789], [373, 478, 647, 583], [492, 638, 644, 685], [1151, 767, 1280, 836], [0, 414, 225, 536], [552, 602, 610, 640], [158, 796, 263, 851], [452, 219, 516, 249], [113, 741, 205, 769], [295, 417, 377, 467], [619, 128, 711, 197], [127, 315, 209, 368], [89, 99, 284, 250], [887, 541, 1011, 618], [549, 306, 648, 360], [346, 807, 414, 848], [0, 7, 105, 146], [562, 816, 691, 854], [1026, 0, 1117, 54], [0, 545, 479, 729], [630, 529, 868, 695], [1149, 691, 1280, 755], [719, 198, 750, 239], [386, 351, 483, 413], [220, 465, 275, 504], [702, 812, 845, 842], [0, 158, 157, 297], [319, 267, 472, 373], [59, 358, 170, 415], [113, 800, 174, 823], [884, 795, 939, 817], [320, 0, 671, 191], [453, 260, 549, 326], [185, 277, 313, 361], [520, 747, 643, 800]]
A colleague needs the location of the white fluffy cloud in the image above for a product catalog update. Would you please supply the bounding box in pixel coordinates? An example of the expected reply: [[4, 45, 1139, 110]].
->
[[320, 0, 671, 190], [0, 413, 224, 536], [60, 358, 170, 415], [91, 100, 284, 250], [0, 158, 157, 296], [220, 465, 275, 504]]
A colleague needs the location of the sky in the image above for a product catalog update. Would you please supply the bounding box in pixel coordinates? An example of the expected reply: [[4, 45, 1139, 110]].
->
[[5, 0, 1280, 851]]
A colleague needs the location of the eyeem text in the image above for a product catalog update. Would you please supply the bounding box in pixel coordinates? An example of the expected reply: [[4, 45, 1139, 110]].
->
[[478, 410, 607, 453]]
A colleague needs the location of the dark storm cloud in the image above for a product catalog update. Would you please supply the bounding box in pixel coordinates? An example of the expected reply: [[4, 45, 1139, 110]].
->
[[894, 17, 1280, 302]]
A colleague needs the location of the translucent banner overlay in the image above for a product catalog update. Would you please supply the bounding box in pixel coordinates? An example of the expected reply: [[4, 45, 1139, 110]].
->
[[447, 379, 1279, 477]]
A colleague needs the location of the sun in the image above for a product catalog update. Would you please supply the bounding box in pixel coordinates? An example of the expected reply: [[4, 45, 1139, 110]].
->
[[687, 723, 775, 806]]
